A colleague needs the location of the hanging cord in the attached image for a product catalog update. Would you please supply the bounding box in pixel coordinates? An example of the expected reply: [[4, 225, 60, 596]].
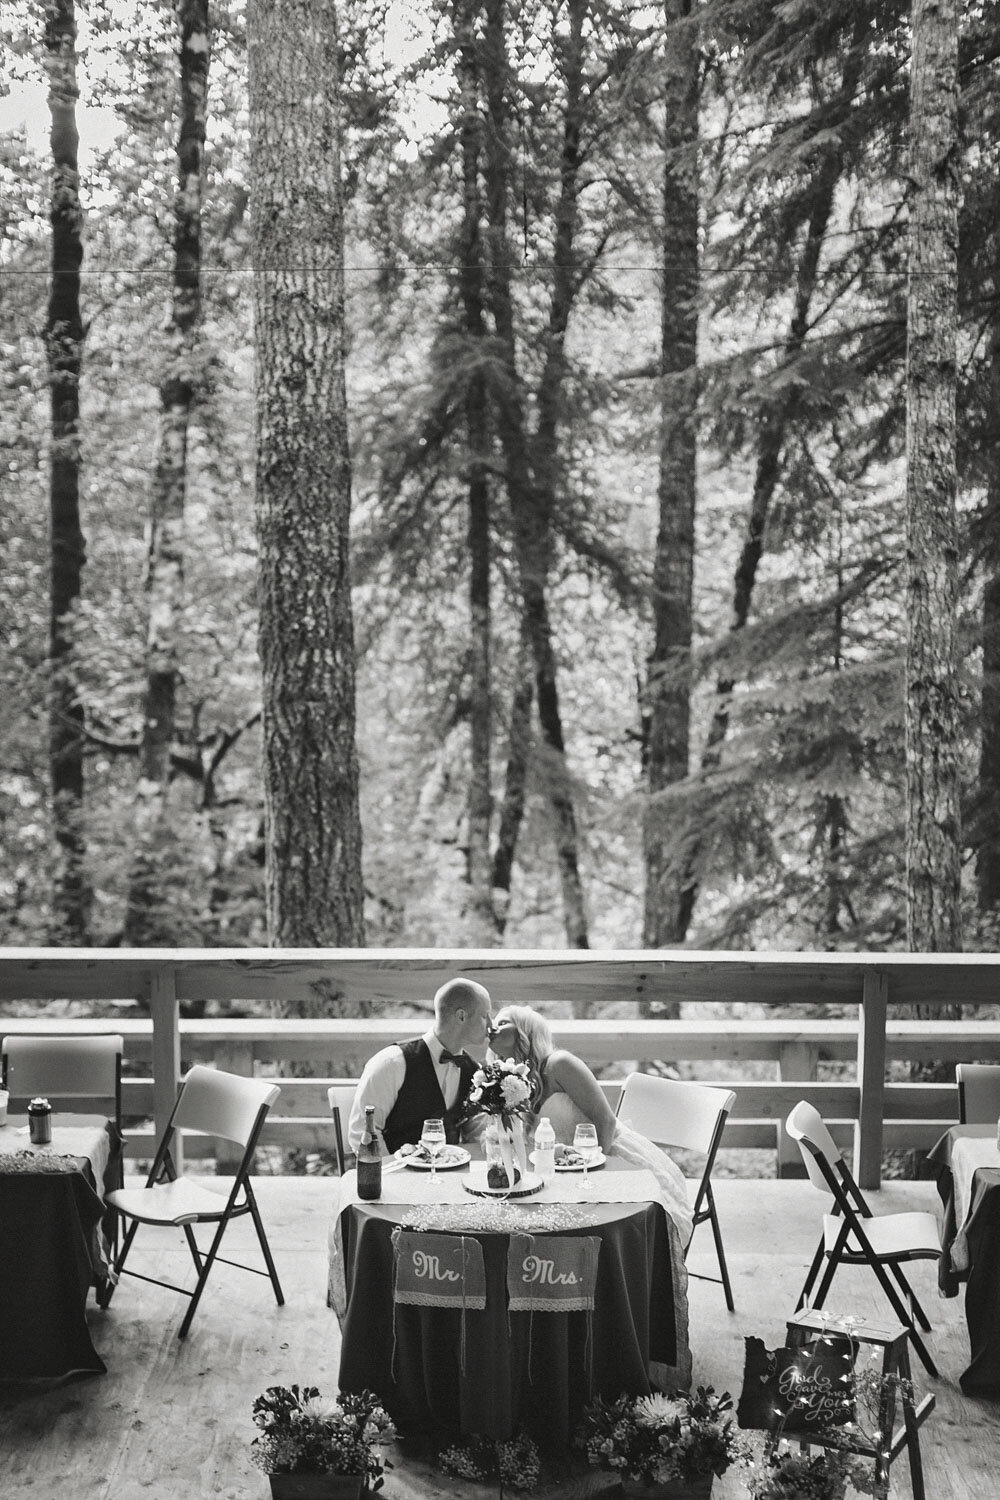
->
[[459, 1236, 469, 1376], [389, 1226, 400, 1380]]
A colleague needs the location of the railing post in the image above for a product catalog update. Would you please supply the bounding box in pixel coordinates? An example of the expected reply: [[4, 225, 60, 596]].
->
[[776, 1040, 818, 1177], [856, 967, 888, 1189], [150, 961, 182, 1173]]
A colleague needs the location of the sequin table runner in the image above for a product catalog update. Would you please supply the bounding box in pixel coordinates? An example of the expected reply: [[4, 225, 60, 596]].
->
[[338, 1157, 660, 1216]]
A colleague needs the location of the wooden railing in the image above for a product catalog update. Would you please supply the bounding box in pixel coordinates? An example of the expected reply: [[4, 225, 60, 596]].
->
[[2, 948, 1000, 1185]]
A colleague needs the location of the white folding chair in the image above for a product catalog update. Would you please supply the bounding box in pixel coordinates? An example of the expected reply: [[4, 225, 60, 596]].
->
[[786, 1100, 942, 1376], [616, 1072, 737, 1310], [327, 1084, 357, 1174], [105, 1065, 283, 1339], [1, 1033, 123, 1127], [956, 1063, 1000, 1124]]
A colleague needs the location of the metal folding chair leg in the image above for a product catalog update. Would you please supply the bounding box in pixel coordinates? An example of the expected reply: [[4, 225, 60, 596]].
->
[[705, 1188, 735, 1311], [887, 1260, 933, 1331], [246, 1184, 285, 1306]]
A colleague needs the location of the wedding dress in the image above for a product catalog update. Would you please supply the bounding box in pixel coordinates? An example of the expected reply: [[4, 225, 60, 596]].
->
[[537, 1089, 695, 1246]]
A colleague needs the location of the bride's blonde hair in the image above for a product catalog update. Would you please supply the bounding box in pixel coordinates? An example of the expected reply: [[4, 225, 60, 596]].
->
[[493, 1005, 553, 1110]]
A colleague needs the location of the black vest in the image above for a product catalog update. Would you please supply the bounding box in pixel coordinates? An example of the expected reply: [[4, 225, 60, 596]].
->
[[382, 1038, 478, 1154]]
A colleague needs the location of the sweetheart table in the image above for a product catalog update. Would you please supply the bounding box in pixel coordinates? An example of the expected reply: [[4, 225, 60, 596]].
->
[[328, 1153, 690, 1445]]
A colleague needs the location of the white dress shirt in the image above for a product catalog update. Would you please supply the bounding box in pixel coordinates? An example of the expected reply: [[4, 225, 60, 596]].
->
[[347, 1030, 464, 1152]]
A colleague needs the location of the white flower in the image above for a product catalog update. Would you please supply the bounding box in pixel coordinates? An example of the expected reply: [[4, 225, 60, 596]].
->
[[634, 1394, 685, 1428], [501, 1075, 530, 1106], [299, 1395, 342, 1422]]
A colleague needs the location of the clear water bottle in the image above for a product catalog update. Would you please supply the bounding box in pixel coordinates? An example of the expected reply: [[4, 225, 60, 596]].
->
[[533, 1115, 556, 1182], [356, 1105, 382, 1200]]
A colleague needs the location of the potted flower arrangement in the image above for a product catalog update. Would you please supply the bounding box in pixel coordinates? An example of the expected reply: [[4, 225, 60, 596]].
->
[[575, 1387, 739, 1498], [741, 1440, 876, 1499], [464, 1056, 533, 1188], [250, 1384, 395, 1500]]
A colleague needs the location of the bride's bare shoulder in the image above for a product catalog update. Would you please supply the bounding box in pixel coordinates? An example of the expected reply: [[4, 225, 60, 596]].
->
[[545, 1048, 588, 1080]]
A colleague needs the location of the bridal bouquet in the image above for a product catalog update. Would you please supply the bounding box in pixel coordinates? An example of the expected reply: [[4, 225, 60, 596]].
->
[[465, 1056, 533, 1130]]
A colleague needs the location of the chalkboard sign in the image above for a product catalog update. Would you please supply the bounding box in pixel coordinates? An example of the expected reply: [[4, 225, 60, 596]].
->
[[737, 1334, 855, 1434]]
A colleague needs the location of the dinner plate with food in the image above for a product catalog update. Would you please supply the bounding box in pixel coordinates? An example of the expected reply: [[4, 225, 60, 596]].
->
[[533, 1143, 607, 1172], [394, 1142, 471, 1170]]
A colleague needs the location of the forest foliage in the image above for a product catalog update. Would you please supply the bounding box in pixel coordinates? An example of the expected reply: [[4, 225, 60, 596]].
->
[[1, 0, 997, 952]]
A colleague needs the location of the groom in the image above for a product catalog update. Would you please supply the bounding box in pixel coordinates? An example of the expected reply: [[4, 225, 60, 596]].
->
[[347, 977, 494, 1154]]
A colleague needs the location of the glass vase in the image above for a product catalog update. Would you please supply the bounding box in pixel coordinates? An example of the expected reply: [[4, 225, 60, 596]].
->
[[483, 1117, 527, 1189]]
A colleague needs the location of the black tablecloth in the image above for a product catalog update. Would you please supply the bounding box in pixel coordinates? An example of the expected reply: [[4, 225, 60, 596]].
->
[[927, 1124, 1000, 1398], [0, 1121, 121, 1381], [337, 1198, 679, 1444]]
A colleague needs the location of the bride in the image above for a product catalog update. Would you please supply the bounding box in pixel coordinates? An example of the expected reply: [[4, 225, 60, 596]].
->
[[488, 1004, 693, 1245]]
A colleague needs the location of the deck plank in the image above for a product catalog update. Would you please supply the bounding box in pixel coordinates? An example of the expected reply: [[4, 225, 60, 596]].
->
[[0, 1179, 996, 1499]]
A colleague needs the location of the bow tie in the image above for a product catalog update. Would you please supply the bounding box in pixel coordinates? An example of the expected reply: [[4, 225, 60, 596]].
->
[[439, 1049, 467, 1067]]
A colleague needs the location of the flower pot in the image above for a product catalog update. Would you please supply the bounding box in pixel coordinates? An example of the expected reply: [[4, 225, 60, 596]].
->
[[267, 1474, 365, 1500], [619, 1477, 713, 1499]]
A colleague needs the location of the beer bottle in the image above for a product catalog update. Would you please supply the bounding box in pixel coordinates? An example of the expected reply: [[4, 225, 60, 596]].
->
[[356, 1105, 382, 1200]]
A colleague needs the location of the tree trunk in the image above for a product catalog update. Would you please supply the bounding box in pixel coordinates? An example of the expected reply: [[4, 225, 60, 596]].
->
[[976, 220, 1000, 911], [822, 530, 852, 936], [492, 618, 534, 935], [456, 0, 495, 943], [44, 0, 89, 943], [247, 0, 364, 947], [124, 0, 210, 945], [524, 0, 589, 952], [482, 0, 589, 949], [642, 0, 699, 953], [904, 0, 961, 951]]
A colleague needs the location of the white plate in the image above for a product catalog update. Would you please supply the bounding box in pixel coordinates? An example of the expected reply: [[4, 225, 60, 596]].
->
[[395, 1144, 471, 1171], [531, 1148, 606, 1172]]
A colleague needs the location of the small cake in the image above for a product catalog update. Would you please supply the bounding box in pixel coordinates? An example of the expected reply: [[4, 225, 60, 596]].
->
[[487, 1162, 521, 1189]]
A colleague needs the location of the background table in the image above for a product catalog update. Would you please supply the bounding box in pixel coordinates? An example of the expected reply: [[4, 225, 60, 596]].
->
[[0, 1117, 120, 1380], [928, 1124, 1000, 1396], [332, 1157, 689, 1444]]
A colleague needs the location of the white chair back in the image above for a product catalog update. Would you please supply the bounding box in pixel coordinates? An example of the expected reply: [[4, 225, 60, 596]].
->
[[785, 1099, 841, 1192], [956, 1063, 1000, 1124], [173, 1064, 280, 1145], [327, 1083, 357, 1121], [616, 1072, 735, 1155], [1, 1033, 123, 1113]]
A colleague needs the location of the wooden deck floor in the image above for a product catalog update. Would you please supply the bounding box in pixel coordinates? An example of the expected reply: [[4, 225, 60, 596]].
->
[[0, 1178, 996, 1500]]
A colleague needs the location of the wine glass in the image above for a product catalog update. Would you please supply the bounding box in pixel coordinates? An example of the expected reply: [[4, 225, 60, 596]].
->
[[572, 1123, 600, 1191], [420, 1117, 446, 1180]]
